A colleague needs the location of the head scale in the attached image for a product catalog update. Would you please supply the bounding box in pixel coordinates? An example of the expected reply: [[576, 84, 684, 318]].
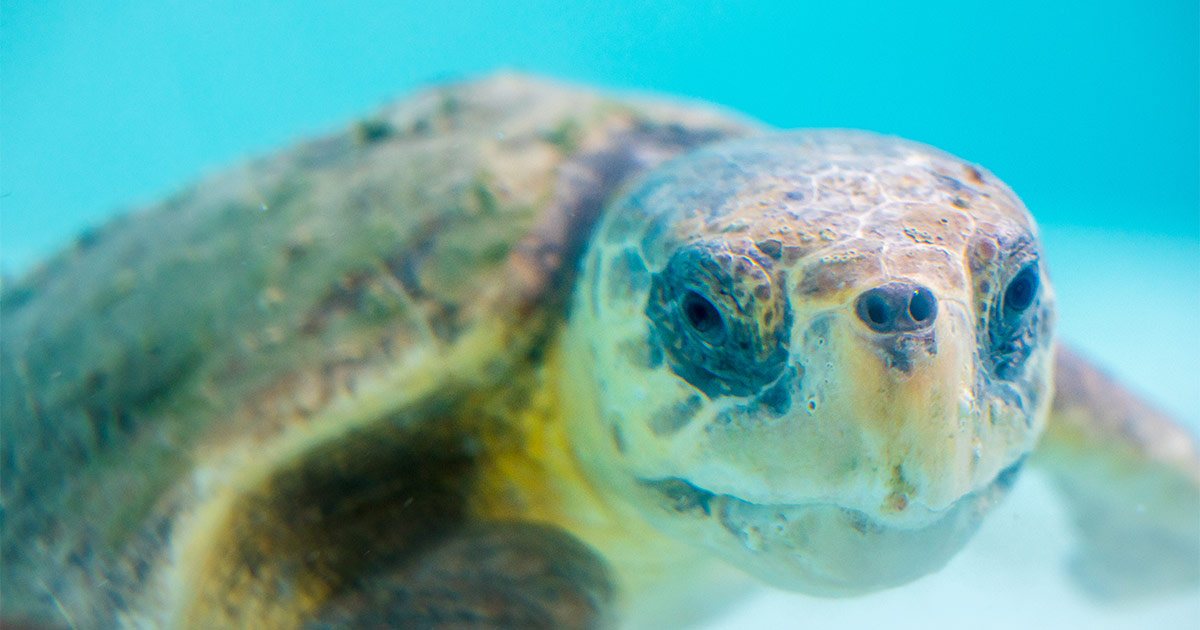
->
[[564, 130, 1055, 594]]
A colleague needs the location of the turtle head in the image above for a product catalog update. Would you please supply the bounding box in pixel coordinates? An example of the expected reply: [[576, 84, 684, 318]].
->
[[564, 130, 1056, 595]]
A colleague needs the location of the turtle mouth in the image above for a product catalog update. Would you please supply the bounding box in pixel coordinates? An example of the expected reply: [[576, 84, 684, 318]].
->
[[636, 456, 1026, 594], [640, 455, 1025, 526]]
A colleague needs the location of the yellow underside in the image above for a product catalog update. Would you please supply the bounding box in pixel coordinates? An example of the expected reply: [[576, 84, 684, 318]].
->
[[160, 328, 739, 629]]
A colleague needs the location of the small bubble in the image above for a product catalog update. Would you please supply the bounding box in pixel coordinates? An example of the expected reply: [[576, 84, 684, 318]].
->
[[259, 204, 268, 212], [806, 398, 818, 414]]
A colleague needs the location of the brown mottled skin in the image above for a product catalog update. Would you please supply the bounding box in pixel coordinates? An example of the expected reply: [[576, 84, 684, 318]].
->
[[0, 74, 754, 630], [1, 74, 1196, 629]]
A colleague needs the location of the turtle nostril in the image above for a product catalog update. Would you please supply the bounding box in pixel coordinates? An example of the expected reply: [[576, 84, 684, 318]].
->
[[855, 283, 938, 333], [908, 287, 937, 323], [863, 293, 892, 327], [856, 287, 898, 332]]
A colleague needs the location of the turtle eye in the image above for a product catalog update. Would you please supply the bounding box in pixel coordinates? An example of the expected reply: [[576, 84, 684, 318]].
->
[[681, 290, 724, 341], [1004, 266, 1038, 312], [645, 241, 791, 398], [988, 262, 1042, 381]]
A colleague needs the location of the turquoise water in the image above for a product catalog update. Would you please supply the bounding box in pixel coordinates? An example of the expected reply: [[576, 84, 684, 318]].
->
[[4, 2, 1198, 628], [5, 1, 1197, 420], [5, 1, 1197, 266]]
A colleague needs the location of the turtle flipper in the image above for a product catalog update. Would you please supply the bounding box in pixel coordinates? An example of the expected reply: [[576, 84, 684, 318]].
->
[[308, 522, 614, 630], [1033, 345, 1200, 599]]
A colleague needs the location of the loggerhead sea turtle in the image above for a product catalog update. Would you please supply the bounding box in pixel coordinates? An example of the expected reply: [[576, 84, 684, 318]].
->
[[2, 74, 1197, 629]]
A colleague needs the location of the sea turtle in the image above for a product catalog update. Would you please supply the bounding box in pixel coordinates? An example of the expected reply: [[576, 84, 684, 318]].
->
[[2, 74, 1197, 629]]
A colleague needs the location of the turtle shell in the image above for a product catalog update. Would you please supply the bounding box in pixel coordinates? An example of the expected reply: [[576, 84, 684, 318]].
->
[[0, 74, 756, 628]]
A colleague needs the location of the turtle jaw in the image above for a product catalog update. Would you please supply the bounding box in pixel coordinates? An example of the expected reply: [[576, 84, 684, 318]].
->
[[577, 303, 1043, 594], [671, 302, 1020, 521], [636, 455, 1025, 596]]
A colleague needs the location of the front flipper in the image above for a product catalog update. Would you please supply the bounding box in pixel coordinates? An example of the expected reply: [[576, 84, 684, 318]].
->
[[1034, 345, 1200, 599], [308, 522, 614, 630]]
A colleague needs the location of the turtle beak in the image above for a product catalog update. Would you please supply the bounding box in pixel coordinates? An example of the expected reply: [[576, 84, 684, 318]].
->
[[840, 291, 986, 520]]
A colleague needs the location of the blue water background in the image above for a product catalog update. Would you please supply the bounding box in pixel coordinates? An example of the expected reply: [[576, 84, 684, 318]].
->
[[5, 0, 1196, 425], [3, 2, 1198, 627]]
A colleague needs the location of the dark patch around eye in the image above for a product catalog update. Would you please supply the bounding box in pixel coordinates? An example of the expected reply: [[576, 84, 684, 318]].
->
[[645, 241, 791, 398], [987, 262, 1043, 381]]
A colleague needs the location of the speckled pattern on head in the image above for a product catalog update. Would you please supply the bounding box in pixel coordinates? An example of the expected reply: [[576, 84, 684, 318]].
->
[[566, 129, 1056, 593]]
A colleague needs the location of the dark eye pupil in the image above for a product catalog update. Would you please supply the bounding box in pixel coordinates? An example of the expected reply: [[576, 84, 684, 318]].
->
[[682, 291, 722, 336], [1004, 267, 1038, 312]]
